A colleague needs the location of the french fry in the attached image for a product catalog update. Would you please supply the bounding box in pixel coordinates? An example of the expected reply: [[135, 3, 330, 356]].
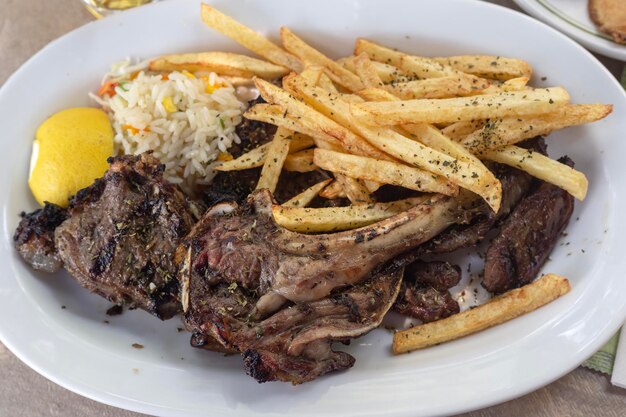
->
[[432, 56, 532, 81], [351, 87, 570, 125], [272, 196, 430, 232], [283, 179, 333, 207], [461, 104, 613, 154], [471, 76, 530, 96], [242, 88, 372, 202], [392, 273, 571, 353], [402, 123, 489, 168], [354, 39, 490, 91], [386, 76, 489, 99], [299, 66, 323, 85], [284, 75, 502, 211], [254, 78, 390, 159], [149, 52, 289, 79], [350, 86, 488, 168], [335, 175, 373, 204], [255, 127, 292, 192], [357, 87, 397, 102], [480, 145, 588, 200], [314, 149, 458, 195], [353, 53, 385, 88], [244, 103, 343, 150], [216, 142, 268, 171], [355, 38, 454, 78], [280, 27, 364, 92], [318, 73, 339, 93], [339, 56, 403, 84], [441, 120, 486, 141], [200, 4, 302, 72], [283, 149, 317, 172], [318, 180, 346, 199], [216, 133, 314, 171]]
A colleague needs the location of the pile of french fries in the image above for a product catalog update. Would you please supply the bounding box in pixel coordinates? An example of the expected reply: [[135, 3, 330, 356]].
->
[[149, 3, 610, 353]]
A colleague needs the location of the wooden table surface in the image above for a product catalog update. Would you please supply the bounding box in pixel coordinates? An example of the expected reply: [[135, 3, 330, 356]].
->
[[1, 0, 625, 416]]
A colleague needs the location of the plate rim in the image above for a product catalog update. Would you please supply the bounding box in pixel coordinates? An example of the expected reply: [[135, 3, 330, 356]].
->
[[1, 1, 626, 416]]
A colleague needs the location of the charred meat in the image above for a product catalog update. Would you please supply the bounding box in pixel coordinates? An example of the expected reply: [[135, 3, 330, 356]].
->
[[180, 189, 464, 383], [393, 261, 461, 323], [14, 203, 68, 273], [423, 138, 544, 255], [54, 153, 198, 319], [483, 157, 575, 294]]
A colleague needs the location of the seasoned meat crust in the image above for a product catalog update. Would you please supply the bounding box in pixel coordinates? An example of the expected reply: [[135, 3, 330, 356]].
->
[[180, 190, 463, 383], [483, 157, 575, 294], [14, 203, 67, 273], [55, 153, 197, 319], [393, 261, 461, 323]]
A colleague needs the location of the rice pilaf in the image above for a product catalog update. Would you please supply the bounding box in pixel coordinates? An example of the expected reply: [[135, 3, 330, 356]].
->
[[91, 60, 246, 192]]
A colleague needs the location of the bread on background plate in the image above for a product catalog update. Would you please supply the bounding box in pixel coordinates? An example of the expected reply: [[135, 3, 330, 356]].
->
[[589, 0, 626, 44]]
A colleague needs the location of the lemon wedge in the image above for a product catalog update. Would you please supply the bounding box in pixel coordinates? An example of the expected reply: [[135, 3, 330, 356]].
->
[[29, 108, 114, 207]]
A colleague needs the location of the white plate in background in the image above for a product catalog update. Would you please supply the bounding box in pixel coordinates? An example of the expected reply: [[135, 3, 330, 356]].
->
[[514, 0, 626, 60], [1, 0, 626, 416]]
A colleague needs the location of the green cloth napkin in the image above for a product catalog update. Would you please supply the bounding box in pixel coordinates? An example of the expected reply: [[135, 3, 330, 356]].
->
[[583, 332, 621, 374], [581, 65, 626, 376]]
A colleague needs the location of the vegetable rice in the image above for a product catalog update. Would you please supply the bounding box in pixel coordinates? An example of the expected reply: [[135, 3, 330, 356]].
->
[[91, 60, 247, 192]]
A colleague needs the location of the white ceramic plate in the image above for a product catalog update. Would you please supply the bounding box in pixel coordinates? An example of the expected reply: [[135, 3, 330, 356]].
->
[[1, 1, 626, 416], [514, 0, 626, 60]]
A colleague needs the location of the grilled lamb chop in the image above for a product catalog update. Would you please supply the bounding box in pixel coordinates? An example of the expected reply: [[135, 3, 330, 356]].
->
[[180, 189, 464, 383], [483, 157, 575, 294], [393, 261, 461, 323], [54, 153, 198, 319], [14, 203, 67, 273]]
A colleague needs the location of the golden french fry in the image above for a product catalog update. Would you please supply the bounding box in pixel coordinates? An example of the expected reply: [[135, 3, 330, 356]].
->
[[338, 56, 403, 83], [352, 87, 570, 125], [299, 65, 323, 84], [283, 149, 317, 172], [256, 127, 292, 192], [480, 145, 588, 200], [254, 78, 389, 159], [149, 52, 289, 79], [461, 104, 613, 154], [244, 103, 340, 148], [284, 74, 502, 211], [393, 274, 571, 353], [283, 179, 333, 207], [440, 120, 486, 141], [318, 180, 346, 199], [351, 86, 488, 167], [280, 27, 364, 92], [354, 53, 385, 88], [432, 56, 532, 81], [216, 142, 268, 171], [241, 94, 372, 203], [470, 76, 530, 96], [355, 38, 454, 78], [272, 196, 430, 232], [354, 39, 490, 91], [314, 149, 457, 195], [357, 87, 396, 102], [200, 4, 302, 72], [386, 76, 489, 99], [216, 133, 315, 171], [335, 175, 373, 204], [318, 73, 339, 93], [502, 76, 531, 91]]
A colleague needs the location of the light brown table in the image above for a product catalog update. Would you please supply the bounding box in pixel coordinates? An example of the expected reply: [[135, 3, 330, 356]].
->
[[1, 0, 625, 416]]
